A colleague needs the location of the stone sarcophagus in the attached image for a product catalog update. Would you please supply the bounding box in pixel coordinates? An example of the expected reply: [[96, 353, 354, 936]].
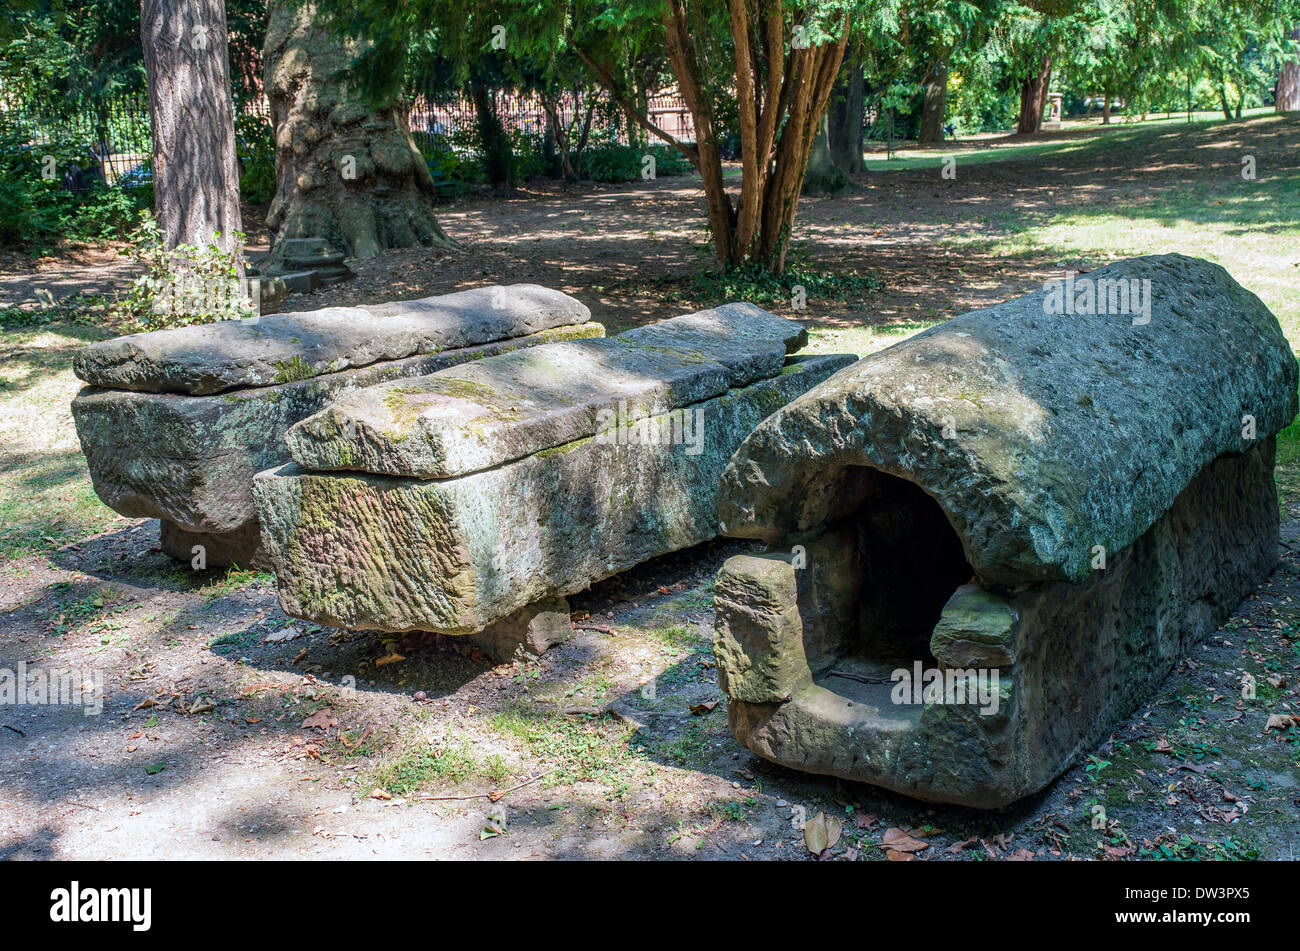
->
[[252, 304, 855, 659], [712, 254, 1297, 808], [71, 285, 603, 568]]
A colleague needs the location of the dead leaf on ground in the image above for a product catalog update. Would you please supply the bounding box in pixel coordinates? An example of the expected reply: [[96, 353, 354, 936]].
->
[[368, 788, 392, 800], [1264, 713, 1299, 732], [688, 699, 719, 715], [881, 827, 929, 853], [803, 812, 843, 854], [301, 709, 337, 731]]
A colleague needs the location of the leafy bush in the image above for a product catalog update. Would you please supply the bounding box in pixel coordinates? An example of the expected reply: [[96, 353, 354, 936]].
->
[[644, 143, 693, 177], [0, 129, 149, 252], [582, 141, 642, 182], [236, 112, 276, 204], [582, 141, 695, 183], [512, 129, 561, 181], [114, 211, 253, 331]]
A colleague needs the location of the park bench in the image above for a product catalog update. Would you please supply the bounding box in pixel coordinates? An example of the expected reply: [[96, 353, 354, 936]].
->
[[71, 285, 603, 568], [251, 303, 856, 660], [710, 254, 1298, 808]]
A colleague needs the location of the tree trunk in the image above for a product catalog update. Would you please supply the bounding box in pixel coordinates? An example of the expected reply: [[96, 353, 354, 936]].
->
[[262, 1, 452, 262], [1102, 89, 1112, 124], [1017, 57, 1051, 134], [827, 53, 866, 173], [1217, 84, 1234, 121], [918, 60, 949, 144], [803, 112, 849, 193], [1278, 26, 1300, 112], [575, 0, 847, 273], [140, 0, 243, 258]]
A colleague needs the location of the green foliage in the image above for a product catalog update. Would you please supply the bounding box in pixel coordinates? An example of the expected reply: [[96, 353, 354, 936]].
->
[[0, 128, 148, 252], [512, 129, 561, 180], [582, 141, 693, 183], [114, 212, 252, 332], [582, 141, 643, 182], [235, 113, 276, 205]]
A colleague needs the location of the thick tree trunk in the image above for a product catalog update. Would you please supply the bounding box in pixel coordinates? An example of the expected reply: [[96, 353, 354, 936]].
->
[[802, 113, 849, 193], [1278, 26, 1300, 112], [918, 60, 949, 144], [262, 1, 452, 262], [1102, 88, 1112, 124], [828, 54, 866, 173], [140, 0, 243, 258], [1017, 57, 1051, 134]]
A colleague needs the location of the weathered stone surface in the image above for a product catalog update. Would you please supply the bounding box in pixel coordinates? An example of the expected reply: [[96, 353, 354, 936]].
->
[[285, 304, 807, 478], [160, 520, 268, 570], [712, 554, 810, 704], [723, 439, 1280, 807], [267, 237, 354, 285], [72, 284, 591, 395], [252, 353, 855, 635], [719, 254, 1298, 585], [72, 321, 604, 567], [712, 255, 1296, 807], [468, 596, 573, 662]]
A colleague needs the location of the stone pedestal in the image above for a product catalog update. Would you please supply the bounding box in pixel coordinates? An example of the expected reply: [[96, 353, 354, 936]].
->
[[267, 237, 354, 286], [469, 597, 573, 663]]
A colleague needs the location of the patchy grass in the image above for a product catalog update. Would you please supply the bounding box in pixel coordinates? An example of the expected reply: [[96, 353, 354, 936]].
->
[[0, 325, 124, 562], [489, 707, 639, 794], [360, 728, 481, 797]]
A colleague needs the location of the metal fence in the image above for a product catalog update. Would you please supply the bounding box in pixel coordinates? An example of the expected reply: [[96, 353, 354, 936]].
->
[[0, 85, 694, 187]]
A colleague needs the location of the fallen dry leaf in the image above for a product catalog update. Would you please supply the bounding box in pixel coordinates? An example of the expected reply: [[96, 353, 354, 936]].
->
[[1264, 713, 1299, 732], [688, 699, 719, 715], [374, 652, 406, 668], [803, 812, 843, 854], [368, 788, 392, 800], [882, 827, 929, 853], [301, 709, 337, 731]]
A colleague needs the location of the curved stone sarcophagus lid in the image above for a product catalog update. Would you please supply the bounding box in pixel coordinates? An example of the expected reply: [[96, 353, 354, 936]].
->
[[719, 254, 1298, 585]]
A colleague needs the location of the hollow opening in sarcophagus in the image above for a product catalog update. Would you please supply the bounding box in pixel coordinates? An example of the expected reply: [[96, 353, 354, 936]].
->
[[802, 466, 974, 679]]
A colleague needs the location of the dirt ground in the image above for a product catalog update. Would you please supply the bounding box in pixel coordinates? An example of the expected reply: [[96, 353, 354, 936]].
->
[[2, 116, 1298, 860]]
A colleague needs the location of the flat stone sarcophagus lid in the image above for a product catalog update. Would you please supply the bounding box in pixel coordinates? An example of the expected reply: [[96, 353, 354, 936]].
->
[[284, 303, 808, 479], [720, 254, 1299, 585], [71, 283, 591, 395]]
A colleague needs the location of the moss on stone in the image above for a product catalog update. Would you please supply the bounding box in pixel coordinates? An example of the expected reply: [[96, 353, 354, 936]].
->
[[273, 355, 315, 384]]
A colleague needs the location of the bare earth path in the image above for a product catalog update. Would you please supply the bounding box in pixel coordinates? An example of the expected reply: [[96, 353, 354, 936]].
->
[[1, 116, 1298, 860]]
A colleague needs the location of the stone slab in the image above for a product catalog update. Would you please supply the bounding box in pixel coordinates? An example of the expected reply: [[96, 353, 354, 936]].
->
[[72, 284, 592, 395], [72, 322, 606, 539], [252, 353, 856, 635], [285, 303, 807, 479]]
